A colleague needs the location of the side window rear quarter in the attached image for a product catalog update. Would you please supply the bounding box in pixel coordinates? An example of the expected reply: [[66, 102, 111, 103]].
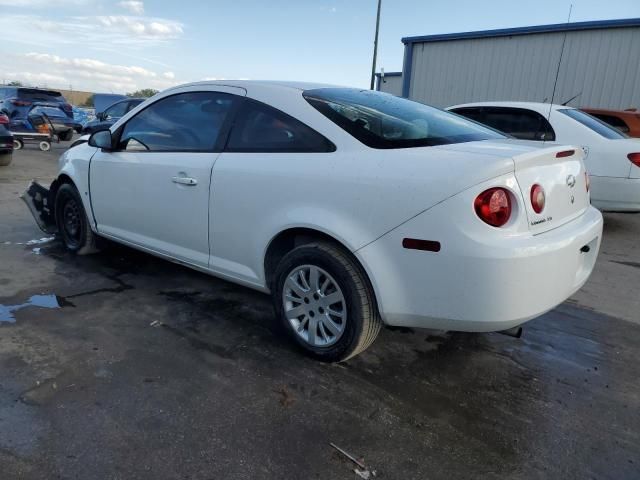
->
[[226, 99, 335, 153], [482, 107, 556, 141]]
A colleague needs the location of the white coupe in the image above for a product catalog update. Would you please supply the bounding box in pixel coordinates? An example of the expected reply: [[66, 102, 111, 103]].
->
[[24, 82, 603, 361], [448, 102, 640, 212]]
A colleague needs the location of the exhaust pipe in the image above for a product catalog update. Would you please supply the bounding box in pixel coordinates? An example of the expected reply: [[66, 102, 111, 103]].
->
[[497, 326, 523, 338]]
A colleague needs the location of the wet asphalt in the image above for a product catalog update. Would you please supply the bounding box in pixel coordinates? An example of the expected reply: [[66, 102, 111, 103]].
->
[[1, 144, 639, 479]]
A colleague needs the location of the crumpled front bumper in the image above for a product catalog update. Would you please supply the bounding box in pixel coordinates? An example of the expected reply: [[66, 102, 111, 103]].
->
[[20, 180, 58, 234]]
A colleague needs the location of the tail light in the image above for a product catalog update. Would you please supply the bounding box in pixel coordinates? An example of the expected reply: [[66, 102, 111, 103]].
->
[[0, 114, 8, 125], [628, 153, 640, 168], [474, 188, 512, 227], [530, 184, 545, 214], [10, 99, 32, 107], [61, 103, 73, 113], [585, 172, 590, 192], [556, 149, 575, 158]]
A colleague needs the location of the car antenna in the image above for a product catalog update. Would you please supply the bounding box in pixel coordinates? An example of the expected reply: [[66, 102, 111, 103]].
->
[[548, 3, 573, 120], [561, 91, 582, 106]]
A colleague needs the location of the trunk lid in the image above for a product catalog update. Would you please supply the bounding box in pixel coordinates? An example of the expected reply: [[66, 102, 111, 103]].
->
[[436, 139, 589, 234], [511, 144, 589, 234]]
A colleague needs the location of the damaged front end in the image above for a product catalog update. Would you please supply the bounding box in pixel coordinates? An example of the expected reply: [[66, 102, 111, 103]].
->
[[20, 180, 60, 234]]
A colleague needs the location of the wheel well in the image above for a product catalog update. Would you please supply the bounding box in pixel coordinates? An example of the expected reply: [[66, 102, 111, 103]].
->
[[263, 228, 375, 300]]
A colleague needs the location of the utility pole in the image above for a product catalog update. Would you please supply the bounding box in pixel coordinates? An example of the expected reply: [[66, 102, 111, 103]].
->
[[370, 0, 382, 90]]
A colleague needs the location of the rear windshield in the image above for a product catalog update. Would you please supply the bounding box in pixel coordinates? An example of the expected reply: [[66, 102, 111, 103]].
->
[[559, 108, 627, 139], [30, 106, 67, 118], [17, 88, 63, 102], [303, 88, 505, 149]]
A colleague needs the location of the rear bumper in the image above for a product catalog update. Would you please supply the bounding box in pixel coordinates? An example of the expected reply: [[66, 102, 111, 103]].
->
[[590, 176, 640, 212], [357, 204, 603, 332]]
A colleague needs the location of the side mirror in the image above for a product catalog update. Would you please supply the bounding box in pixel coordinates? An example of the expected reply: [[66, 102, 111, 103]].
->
[[88, 129, 113, 150]]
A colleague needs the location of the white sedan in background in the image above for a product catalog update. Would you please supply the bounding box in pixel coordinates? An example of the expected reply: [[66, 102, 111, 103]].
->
[[24, 82, 602, 361], [448, 101, 640, 212]]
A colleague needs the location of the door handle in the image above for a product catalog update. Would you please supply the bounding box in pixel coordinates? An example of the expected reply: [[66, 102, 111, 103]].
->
[[172, 176, 198, 186]]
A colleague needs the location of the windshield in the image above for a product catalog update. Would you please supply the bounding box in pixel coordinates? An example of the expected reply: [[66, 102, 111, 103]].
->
[[559, 108, 628, 139], [303, 88, 505, 149]]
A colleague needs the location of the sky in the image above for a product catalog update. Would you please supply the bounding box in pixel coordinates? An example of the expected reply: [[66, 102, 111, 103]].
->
[[2, 0, 640, 94]]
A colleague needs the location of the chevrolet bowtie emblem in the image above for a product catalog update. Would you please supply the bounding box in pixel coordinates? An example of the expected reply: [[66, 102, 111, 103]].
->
[[566, 174, 576, 188]]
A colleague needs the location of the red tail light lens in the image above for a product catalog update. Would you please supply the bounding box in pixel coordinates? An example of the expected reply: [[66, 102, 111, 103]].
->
[[556, 149, 575, 158], [530, 184, 545, 214], [474, 188, 512, 227], [0, 114, 8, 125], [628, 153, 640, 168], [585, 172, 590, 192], [10, 99, 32, 106]]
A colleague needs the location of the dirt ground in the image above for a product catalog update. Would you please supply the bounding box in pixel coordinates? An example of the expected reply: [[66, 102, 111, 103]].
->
[[1, 143, 639, 479]]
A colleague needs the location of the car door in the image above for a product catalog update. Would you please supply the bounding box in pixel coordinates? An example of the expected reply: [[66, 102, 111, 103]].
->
[[89, 88, 242, 268], [209, 98, 336, 285]]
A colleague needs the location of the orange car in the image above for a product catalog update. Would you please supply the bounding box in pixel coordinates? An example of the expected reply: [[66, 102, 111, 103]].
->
[[581, 108, 640, 137]]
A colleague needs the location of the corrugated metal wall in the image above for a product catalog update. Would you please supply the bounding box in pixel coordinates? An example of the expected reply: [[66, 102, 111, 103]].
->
[[377, 74, 403, 96], [406, 26, 640, 109]]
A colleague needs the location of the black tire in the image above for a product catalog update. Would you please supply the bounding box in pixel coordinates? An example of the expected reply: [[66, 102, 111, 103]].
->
[[59, 130, 74, 142], [273, 241, 382, 362], [54, 183, 98, 255], [0, 152, 11, 166], [13, 139, 23, 150]]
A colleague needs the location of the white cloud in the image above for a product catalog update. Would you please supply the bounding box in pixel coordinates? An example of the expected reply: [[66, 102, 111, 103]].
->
[[0, 14, 184, 49], [0, 0, 88, 6], [7, 52, 181, 94], [118, 0, 144, 14]]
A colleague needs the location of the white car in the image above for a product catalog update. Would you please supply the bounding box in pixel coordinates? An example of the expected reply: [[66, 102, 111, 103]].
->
[[23, 82, 603, 361], [447, 102, 640, 212]]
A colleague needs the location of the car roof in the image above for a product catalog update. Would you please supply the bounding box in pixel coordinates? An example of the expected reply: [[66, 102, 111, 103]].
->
[[447, 101, 575, 115], [165, 80, 343, 94], [581, 107, 639, 116]]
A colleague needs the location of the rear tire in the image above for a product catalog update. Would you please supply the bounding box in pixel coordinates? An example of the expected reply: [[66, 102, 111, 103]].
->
[[39, 141, 51, 151], [54, 183, 98, 255], [13, 139, 23, 150], [0, 153, 11, 166], [273, 241, 381, 362]]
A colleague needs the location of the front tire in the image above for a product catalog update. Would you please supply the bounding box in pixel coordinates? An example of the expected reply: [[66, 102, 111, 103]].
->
[[273, 241, 381, 362], [54, 183, 98, 255]]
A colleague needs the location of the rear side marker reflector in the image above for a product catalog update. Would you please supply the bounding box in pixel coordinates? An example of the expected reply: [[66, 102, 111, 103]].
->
[[402, 238, 441, 252], [556, 150, 575, 158]]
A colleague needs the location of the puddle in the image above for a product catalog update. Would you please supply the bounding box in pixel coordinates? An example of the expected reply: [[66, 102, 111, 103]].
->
[[0, 294, 70, 323]]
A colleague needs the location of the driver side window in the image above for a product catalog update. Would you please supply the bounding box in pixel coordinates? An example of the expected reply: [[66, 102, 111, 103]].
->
[[117, 92, 235, 152]]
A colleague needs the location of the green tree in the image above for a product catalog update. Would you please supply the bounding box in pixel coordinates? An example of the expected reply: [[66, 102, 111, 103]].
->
[[82, 94, 95, 107], [127, 88, 158, 98]]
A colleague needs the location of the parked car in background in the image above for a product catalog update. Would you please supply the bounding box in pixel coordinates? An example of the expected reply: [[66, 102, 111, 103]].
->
[[82, 97, 144, 134], [0, 87, 73, 120], [581, 108, 640, 137], [9, 104, 78, 142], [72, 106, 96, 132], [0, 124, 13, 166], [23, 82, 602, 361], [448, 102, 640, 212]]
